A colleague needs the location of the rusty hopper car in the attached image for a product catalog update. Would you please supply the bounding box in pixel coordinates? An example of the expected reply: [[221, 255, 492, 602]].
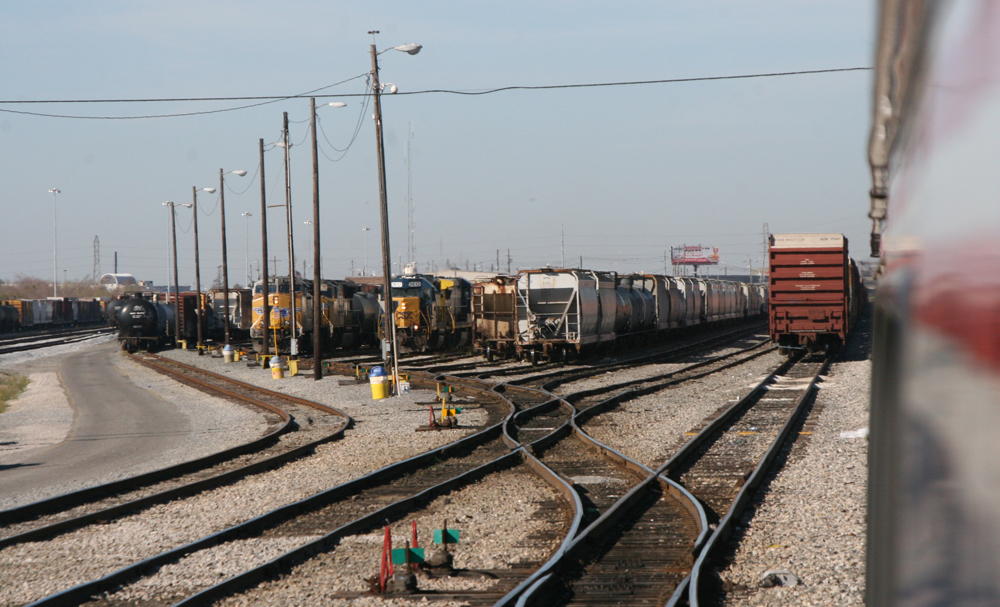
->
[[472, 276, 517, 360], [768, 233, 863, 353]]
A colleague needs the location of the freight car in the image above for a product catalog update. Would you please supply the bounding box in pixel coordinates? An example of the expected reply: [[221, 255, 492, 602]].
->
[[117, 295, 176, 352], [504, 269, 763, 363], [472, 276, 517, 360], [0, 304, 19, 332], [250, 276, 377, 354], [105, 295, 131, 329], [383, 275, 474, 352], [210, 288, 253, 339], [767, 233, 865, 354]]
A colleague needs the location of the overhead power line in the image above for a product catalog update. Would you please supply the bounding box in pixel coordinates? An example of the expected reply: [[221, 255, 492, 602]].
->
[[0, 67, 871, 121]]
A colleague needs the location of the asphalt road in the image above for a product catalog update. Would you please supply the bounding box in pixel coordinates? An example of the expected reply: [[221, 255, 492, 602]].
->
[[0, 342, 191, 504]]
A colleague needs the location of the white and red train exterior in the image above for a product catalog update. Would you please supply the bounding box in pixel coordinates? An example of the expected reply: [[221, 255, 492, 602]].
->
[[866, 1, 1000, 604]]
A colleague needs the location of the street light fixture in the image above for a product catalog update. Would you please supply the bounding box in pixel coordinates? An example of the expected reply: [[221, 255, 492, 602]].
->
[[192, 186, 216, 354], [368, 32, 421, 394], [218, 168, 247, 346], [48, 188, 61, 298]]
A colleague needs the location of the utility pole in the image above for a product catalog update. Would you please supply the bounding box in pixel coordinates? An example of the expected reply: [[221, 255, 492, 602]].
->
[[219, 168, 231, 345], [282, 111, 299, 357], [370, 33, 400, 391], [192, 186, 204, 354], [561, 225, 565, 268], [310, 98, 323, 380], [49, 188, 60, 298], [761, 222, 770, 285], [114, 252, 118, 273], [507, 249, 511, 275], [93, 236, 100, 283], [259, 138, 270, 357]]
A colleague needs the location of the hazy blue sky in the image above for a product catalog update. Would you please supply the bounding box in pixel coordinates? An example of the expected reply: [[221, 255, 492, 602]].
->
[[0, 1, 875, 287]]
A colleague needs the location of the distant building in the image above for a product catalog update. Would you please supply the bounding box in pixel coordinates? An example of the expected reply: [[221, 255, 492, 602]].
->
[[98, 273, 138, 293]]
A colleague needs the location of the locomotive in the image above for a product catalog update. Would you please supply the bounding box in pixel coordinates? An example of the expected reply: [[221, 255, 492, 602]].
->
[[383, 275, 474, 352], [250, 276, 378, 355]]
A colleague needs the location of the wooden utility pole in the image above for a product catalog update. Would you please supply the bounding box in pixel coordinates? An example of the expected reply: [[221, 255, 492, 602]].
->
[[192, 186, 204, 354], [259, 138, 270, 357], [310, 98, 323, 380], [219, 168, 231, 345], [282, 111, 299, 357], [370, 35, 400, 391]]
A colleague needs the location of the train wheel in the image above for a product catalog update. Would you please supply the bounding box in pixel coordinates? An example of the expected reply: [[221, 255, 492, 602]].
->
[[530, 351, 539, 366]]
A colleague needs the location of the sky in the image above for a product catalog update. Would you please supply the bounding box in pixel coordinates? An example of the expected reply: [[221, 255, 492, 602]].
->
[[0, 1, 876, 288]]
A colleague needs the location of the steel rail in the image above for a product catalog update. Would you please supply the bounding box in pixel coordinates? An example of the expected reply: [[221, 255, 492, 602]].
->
[[504, 345, 797, 605], [684, 356, 830, 607], [494, 359, 712, 607], [0, 329, 113, 356], [0, 353, 349, 545], [173, 373, 586, 606], [490, 322, 766, 385], [0, 324, 108, 344], [23, 372, 526, 607]]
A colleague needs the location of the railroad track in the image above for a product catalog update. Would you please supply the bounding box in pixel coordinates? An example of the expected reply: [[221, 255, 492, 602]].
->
[[0, 323, 107, 344], [0, 326, 112, 356], [9, 327, 779, 607], [15, 367, 557, 606], [0, 354, 350, 551], [508, 353, 829, 606]]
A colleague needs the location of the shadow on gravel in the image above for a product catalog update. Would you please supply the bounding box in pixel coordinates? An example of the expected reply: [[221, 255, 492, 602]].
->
[[0, 462, 41, 472]]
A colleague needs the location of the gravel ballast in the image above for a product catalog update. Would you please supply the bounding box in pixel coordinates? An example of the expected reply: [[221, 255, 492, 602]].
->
[[582, 350, 787, 469], [213, 465, 565, 607], [717, 358, 869, 605], [0, 350, 489, 606]]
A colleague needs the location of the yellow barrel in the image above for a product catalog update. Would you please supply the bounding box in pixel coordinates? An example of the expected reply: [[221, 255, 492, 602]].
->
[[370, 365, 389, 400]]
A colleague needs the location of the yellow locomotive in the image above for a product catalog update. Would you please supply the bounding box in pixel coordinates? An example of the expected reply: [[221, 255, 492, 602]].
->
[[251, 276, 377, 354], [382, 275, 474, 351]]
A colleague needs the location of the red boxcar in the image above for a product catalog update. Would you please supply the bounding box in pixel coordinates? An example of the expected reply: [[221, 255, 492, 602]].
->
[[768, 233, 863, 353]]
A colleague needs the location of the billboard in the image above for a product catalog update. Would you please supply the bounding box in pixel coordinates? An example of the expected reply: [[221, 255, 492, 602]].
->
[[671, 245, 720, 265]]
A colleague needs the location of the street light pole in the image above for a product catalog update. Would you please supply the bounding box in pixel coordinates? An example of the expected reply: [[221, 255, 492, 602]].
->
[[368, 35, 422, 394], [370, 37, 397, 390], [218, 168, 247, 346], [192, 186, 216, 355], [259, 139, 270, 357], [49, 188, 60, 298]]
